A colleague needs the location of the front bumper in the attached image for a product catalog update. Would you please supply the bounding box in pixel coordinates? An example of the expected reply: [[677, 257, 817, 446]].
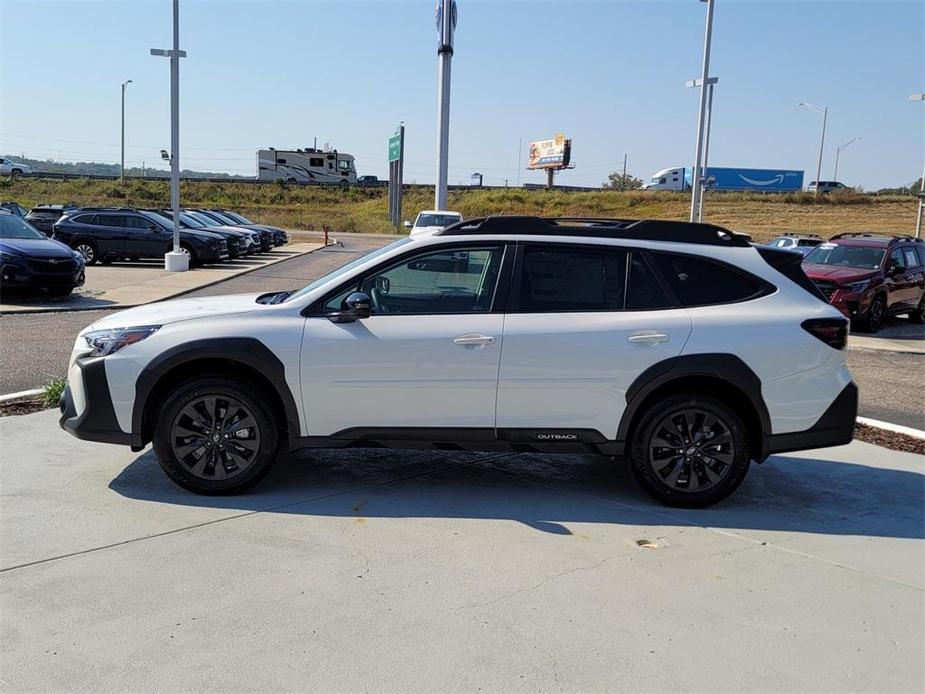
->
[[59, 356, 132, 446], [1, 259, 85, 289], [767, 381, 858, 455], [828, 289, 871, 320]]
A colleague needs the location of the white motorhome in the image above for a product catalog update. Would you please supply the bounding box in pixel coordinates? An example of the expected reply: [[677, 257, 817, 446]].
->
[[257, 148, 357, 186]]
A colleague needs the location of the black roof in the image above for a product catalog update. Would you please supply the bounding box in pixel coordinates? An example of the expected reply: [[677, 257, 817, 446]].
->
[[436, 216, 752, 248], [830, 232, 922, 244]]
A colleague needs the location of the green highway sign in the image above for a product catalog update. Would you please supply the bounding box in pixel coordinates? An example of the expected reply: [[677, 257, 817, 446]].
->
[[388, 133, 401, 162]]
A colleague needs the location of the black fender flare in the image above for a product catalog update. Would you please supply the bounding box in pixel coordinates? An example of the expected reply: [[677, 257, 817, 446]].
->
[[131, 337, 301, 448], [617, 353, 772, 461]]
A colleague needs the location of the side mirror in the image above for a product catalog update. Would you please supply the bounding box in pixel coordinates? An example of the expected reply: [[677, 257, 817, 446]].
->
[[148, 224, 161, 232], [329, 291, 371, 323], [889, 264, 903, 276], [403, 220, 412, 228]]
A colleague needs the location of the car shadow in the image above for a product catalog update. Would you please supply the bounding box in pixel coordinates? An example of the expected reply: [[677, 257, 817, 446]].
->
[[109, 447, 924, 540], [0, 290, 118, 309]]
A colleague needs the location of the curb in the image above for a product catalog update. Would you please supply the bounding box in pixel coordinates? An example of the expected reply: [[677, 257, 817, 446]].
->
[[0, 388, 43, 403], [0, 243, 327, 317], [856, 416, 925, 440]]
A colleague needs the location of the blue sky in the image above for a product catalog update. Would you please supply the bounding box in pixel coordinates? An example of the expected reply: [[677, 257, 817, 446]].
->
[[1, 0, 922, 189]]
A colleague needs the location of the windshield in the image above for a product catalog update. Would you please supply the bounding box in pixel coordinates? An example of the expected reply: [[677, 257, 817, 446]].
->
[[804, 243, 886, 269], [204, 211, 238, 225], [0, 215, 46, 239], [416, 214, 461, 228], [222, 211, 251, 224], [284, 238, 412, 303], [770, 237, 793, 247], [187, 211, 220, 226]]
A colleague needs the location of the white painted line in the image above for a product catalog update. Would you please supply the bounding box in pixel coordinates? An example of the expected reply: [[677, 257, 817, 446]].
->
[[857, 416, 925, 440], [0, 388, 43, 403]]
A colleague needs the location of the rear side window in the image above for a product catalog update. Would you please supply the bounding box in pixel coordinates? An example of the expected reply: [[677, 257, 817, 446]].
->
[[903, 249, 919, 268], [651, 252, 766, 307], [72, 214, 96, 224], [97, 214, 124, 227], [518, 245, 627, 312]]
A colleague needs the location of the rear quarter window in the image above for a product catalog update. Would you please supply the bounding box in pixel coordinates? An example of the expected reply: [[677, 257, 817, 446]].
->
[[651, 252, 769, 307]]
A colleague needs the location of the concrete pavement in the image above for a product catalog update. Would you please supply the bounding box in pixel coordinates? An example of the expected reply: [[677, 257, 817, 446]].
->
[[1, 409, 922, 692]]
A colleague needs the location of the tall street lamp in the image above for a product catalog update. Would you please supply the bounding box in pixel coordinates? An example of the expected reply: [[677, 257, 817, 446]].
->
[[689, 0, 715, 223], [687, 76, 718, 222], [798, 101, 828, 198], [120, 80, 133, 183], [832, 137, 860, 182], [151, 0, 188, 272], [910, 93, 924, 239], [435, 0, 457, 212]]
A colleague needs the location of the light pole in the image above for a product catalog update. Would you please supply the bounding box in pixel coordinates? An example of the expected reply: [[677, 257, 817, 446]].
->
[[832, 137, 861, 182], [911, 94, 925, 239], [435, 0, 457, 211], [687, 76, 718, 222], [689, 0, 715, 223], [120, 80, 133, 183], [151, 0, 187, 272], [798, 101, 828, 198]]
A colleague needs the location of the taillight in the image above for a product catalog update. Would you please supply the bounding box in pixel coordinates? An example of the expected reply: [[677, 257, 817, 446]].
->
[[802, 318, 848, 350]]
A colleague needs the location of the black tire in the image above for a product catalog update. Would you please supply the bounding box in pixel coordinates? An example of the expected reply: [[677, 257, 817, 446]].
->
[[11, 168, 23, 178], [856, 294, 885, 333], [74, 241, 98, 265], [152, 376, 280, 495], [46, 286, 74, 298], [908, 295, 925, 324], [339, 180, 349, 191], [629, 394, 751, 508]]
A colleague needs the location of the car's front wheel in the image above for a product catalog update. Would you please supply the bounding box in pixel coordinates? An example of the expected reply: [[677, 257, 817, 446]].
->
[[153, 377, 280, 494], [856, 294, 886, 333], [629, 394, 751, 508]]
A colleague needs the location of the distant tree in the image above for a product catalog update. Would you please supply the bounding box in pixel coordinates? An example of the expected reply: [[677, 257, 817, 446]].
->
[[602, 171, 643, 190], [875, 177, 922, 195]]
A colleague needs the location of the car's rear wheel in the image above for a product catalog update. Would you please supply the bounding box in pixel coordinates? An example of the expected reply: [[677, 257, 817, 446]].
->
[[629, 394, 751, 508], [857, 294, 885, 333], [74, 242, 98, 265], [153, 377, 279, 494]]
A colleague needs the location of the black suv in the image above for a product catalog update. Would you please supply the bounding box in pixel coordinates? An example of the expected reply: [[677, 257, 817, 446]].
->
[[213, 210, 288, 247], [25, 204, 77, 235], [52, 208, 228, 266]]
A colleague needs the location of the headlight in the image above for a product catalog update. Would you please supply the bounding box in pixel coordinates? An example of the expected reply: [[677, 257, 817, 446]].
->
[[0, 251, 23, 263], [84, 325, 160, 357], [846, 280, 870, 293]]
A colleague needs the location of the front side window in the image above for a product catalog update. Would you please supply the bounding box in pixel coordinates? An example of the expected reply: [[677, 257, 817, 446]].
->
[[324, 246, 504, 315], [891, 248, 906, 272], [123, 216, 150, 229], [650, 252, 766, 307], [338, 160, 352, 171]]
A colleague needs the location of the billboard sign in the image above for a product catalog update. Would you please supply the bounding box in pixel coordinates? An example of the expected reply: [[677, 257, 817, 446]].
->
[[528, 133, 571, 170]]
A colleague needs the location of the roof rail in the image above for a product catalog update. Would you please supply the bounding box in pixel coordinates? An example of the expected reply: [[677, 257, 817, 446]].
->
[[780, 232, 823, 239], [437, 215, 752, 247], [831, 232, 919, 242]]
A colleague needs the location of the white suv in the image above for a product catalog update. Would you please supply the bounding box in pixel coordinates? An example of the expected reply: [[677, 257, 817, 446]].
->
[[60, 216, 857, 507]]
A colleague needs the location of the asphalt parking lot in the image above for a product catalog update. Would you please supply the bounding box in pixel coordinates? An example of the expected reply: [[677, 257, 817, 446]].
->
[[1, 409, 922, 692]]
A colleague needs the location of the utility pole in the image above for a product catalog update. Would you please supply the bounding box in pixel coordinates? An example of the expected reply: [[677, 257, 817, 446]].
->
[[689, 0, 715, 222], [621, 153, 627, 190], [120, 79, 133, 183], [151, 0, 188, 271], [911, 93, 925, 238], [833, 137, 861, 182], [435, 0, 457, 210], [799, 101, 828, 198]]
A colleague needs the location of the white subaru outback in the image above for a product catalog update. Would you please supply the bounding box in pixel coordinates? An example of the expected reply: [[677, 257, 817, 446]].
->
[[60, 216, 857, 507]]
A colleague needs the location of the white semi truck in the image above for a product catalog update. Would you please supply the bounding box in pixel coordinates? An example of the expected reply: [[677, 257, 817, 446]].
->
[[257, 147, 357, 186]]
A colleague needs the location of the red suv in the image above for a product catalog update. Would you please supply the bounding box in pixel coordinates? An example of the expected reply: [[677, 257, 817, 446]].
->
[[802, 234, 925, 332]]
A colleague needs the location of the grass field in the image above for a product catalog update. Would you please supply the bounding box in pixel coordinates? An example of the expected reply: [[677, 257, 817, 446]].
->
[[2, 177, 919, 243]]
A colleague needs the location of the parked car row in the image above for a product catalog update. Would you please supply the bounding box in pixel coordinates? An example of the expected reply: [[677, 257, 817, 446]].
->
[[49, 207, 287, 267], [767, 232, 925, 332]]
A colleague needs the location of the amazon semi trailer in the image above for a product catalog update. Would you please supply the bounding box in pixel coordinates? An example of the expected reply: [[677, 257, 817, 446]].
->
[[643, 167, 804, 192], [257, 148, 358, 185]]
